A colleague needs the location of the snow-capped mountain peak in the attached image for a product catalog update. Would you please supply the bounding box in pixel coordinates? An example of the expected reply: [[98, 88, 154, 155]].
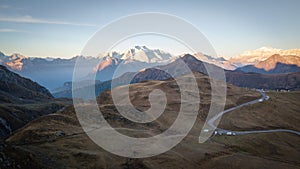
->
[[257, 46, 281, 52], [229, 47, 300, 66], [96, 46, 174, 64], [119, 45, 174, 63]]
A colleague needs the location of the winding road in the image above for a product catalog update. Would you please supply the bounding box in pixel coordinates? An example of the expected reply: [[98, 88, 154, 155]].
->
[[206, 89, 300, 136]]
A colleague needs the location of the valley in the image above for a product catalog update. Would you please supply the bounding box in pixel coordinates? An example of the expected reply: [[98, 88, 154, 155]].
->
[[1, 1, 299, 168], [0, 71, 299, 168], [0, 46, 299, 169]]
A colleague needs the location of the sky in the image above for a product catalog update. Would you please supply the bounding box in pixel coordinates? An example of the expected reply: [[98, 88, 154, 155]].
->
[[0, 0, 299, 58]]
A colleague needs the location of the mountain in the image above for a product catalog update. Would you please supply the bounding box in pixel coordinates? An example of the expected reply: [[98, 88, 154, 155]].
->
[[0, 47, 173, 90], [0, 47, 237, 90], [0, 53, 26, 71], [193, 52, 236, 70], [53, 54, 221, 98], [90, 46, 174, 81], [133, 55, 300, 90], [229, 47, 300, 66], [83, 46, 236, 81], [53, 54, 300, 98], [225, 71, 300, 90], [0, 65, 52, 103], [0, 52, 100, 90], [126, 54, 299, 90], [0, 65, 69, 139], [236, 54, 300, 74], [120, 45, 174, 63], [4, 46, 298, 93], [92, 47, 237, 82], [2, 72, 299, 168]]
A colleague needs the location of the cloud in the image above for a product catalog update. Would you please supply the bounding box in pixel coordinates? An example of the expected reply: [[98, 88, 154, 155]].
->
[[0, 5, 25, 10], [0, 28, 27, 33], [0, 5, 10, 9], [0, 15, 97, 27]]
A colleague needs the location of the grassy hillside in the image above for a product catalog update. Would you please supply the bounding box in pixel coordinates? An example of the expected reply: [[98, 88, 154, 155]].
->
[[219, 91, 300, 131], [1, 73, 299, 169]]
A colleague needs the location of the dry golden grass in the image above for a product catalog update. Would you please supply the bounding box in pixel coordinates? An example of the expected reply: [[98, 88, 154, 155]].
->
[[219, 91, 300, 131], [3, 73, 299, 169]]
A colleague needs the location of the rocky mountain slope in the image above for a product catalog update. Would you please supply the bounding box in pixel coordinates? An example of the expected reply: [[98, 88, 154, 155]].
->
[[0, 66, 70, 139], [0, 65, 52, 103]]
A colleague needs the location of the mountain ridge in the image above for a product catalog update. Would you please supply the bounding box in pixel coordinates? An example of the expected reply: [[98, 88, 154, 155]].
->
[[236, 54, 300, 74], [0, 65, 53, 103], [2, 46, 300, 90], [0, 65, 69, 139], [53, 54, 300, 98], [229, 47, 300, 66]]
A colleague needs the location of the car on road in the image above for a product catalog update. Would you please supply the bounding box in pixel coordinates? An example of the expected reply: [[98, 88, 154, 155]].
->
[[226, 131, 237, 136], [226, 132, 232, 135]]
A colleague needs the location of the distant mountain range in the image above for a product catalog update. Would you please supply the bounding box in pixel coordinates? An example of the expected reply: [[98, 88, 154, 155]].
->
[[229, 47, 300, 66], [1, 46, 300, 92], [90, 46, 173, 81], [134, 54, 300, 91], [53, 54, 300, 98], [0, 46, 231, 90], [90, 46, 235, 81], [1, 55, 298, 169], [0, 51, 99, 90], [236, 54, 300, 74], [193, 52, 236, 70]]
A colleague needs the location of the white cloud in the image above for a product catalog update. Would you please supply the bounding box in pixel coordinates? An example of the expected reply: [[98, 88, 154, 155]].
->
[[0, 5, 10, 9], [0, 15, 97, 27], [0, 5, 24, 10], [0, 28, 27, 33]]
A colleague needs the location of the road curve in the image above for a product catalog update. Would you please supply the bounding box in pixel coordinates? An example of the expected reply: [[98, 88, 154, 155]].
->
[[205, 90, 300, 137]]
